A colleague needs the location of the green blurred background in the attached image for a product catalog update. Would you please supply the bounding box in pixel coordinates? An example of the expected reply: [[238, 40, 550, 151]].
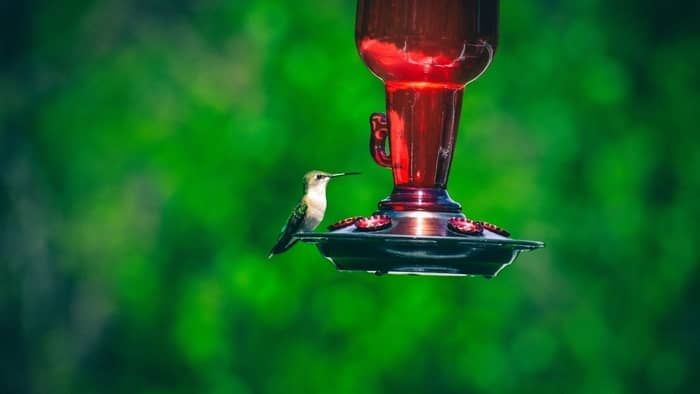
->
[[1, 0, 698, 393]]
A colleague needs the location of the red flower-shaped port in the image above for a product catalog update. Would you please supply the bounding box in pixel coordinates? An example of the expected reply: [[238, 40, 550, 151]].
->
[[355, 215, 392, 232], [481, 221, 510, 237], [447, 217, 483, 235], [328, 216, 362, 231]]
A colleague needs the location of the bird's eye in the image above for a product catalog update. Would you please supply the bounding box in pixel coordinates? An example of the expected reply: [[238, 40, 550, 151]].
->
[[315, 175, 323, 180]]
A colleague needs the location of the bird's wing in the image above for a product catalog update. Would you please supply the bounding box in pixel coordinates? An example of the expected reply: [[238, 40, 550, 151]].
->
[[268, 201, 307, 258]]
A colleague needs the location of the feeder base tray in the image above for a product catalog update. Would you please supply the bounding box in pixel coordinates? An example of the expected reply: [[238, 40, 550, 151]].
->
[[296, 232, 543, 277]]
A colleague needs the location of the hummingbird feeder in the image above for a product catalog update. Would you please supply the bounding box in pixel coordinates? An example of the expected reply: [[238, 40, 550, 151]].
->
[[296, 0, 543, 277]]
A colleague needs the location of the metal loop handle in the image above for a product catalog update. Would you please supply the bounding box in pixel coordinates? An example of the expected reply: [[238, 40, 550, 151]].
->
[[369, 112, 391, 168]]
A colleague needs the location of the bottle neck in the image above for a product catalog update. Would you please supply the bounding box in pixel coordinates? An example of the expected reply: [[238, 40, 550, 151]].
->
[[384, 81, 464, 189]]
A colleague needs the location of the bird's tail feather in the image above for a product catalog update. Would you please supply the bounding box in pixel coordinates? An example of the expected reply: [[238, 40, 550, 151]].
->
[[268, 237, 298, 259]]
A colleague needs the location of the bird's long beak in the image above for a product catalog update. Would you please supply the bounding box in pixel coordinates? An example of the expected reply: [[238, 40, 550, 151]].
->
[[330, 172, 361, 178]]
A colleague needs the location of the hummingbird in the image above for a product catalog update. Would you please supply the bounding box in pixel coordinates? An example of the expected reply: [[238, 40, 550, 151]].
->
[[268, 170, 360, 258]]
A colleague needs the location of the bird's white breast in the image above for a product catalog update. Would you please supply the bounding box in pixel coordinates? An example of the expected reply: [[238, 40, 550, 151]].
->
[[303, 186, 327, 231]]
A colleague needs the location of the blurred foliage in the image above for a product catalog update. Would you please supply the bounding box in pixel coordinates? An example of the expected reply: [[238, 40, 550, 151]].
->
[[1, 0, 699, 393]]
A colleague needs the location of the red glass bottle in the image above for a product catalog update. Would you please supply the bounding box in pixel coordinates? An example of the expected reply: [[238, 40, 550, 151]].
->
[[356, 0, 499, 212]]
